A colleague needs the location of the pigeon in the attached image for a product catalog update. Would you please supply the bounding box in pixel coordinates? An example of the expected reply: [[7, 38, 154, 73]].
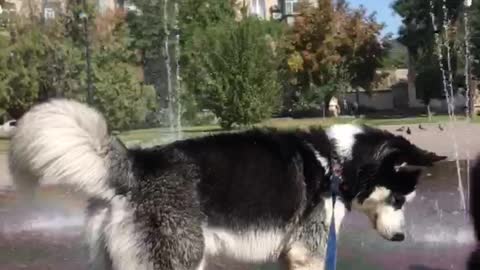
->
[[406, 127, 411, 135], [419, 124, 426, 130], [438, 124, 444, 131], [396, 126, 405, 132]]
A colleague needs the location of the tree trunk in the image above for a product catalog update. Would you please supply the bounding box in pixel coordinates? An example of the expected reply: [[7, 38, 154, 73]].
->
[[354, 87, 360, 118], [407, 50, 417, 108], [427, 103, 432, 121]]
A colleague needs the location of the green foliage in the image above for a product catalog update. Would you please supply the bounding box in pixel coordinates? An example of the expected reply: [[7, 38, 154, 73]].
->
[[126, 0, 166, 58], [393, 0, 463, 103], [0, 9, 155, 130], [178, 0, 236, 43], [183, 17, 282, 129], [382, 39, 408, 69], [0, 22, 51, 118], [89, 61, 156, 130], [393, 0, 462, 54], [469, 0, 480, 78], [415, 66, 443, 104]]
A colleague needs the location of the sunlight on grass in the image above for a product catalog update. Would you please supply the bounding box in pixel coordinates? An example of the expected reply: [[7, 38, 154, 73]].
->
[[0, 116, 477, 153], [117, 115, 478, 148]]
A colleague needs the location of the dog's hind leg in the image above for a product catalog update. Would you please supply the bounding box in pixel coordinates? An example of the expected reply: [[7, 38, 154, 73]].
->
[[195, 257, 206, 270], [85, 200, 113, 270], [133, 166, 206, 270], [281, 195, 331, 270]]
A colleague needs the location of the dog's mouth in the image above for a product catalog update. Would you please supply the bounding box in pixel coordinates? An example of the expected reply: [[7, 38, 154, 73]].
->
[[389, 233, 405, 242]]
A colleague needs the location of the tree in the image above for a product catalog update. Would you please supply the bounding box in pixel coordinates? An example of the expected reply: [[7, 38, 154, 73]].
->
[[284, 0, 384, 111], [127, 0, 238, 126], [0, 19, 61, 119], [0, 8, 155, 130], [382, 39, 408, 69], [183, 16, 282, 129], [393, 0, 463, 112], [469, 0, 480, 79]]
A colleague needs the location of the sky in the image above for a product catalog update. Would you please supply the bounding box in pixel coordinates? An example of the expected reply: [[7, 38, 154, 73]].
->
[[347, 0, 402, 37]]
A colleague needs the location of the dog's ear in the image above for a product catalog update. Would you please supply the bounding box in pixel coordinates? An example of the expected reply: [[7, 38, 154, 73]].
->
[[406, 146, 447, 167], [378, 143, 446, 169]]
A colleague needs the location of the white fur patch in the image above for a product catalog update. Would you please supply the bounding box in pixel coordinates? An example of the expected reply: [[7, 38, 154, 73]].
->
[[85, 207, 108, 264], [285, 242, 325, 270], [202, 227, 285, 262], [352, 187, 406, 240], [326, 124, 363, 161], [9, 99, 113, 199], [323, 196, 333, 229], [375, 205, 405, 239], [368, 187, 392, 202], [324, 196, 346, 236], [304, 142, 330, 174], [104, 196, 153, 270], [196, 257, 206, 270], [405, 191, 416, 203], [333, 198, 346, 235]]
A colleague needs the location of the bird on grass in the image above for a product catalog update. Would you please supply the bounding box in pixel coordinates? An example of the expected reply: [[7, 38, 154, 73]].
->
[[396, 126, 405, 132], [419, 124, 426, 130], [438, 124, 444, 131], [406, 127, 411, 135]]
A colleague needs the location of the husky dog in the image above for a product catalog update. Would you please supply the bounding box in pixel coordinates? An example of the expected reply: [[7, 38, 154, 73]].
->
[[9, 99, 445, 270]]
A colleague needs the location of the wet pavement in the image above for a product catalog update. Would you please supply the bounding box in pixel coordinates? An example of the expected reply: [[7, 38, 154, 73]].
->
[[0, 152, 476, 270]]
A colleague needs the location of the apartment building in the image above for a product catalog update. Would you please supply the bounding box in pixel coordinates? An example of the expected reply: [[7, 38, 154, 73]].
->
[[240, 0, 316, 22], [0, 0, 125, 19]]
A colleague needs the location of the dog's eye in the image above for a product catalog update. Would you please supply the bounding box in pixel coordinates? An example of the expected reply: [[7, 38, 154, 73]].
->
[[389, 195, 406, 209], [394, 162, 408, 172]]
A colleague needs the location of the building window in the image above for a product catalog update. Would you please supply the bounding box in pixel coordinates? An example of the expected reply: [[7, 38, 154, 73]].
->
[[250, 0, 266, 19], [285, 0, 300, 15], [44, 7, 55, 19]]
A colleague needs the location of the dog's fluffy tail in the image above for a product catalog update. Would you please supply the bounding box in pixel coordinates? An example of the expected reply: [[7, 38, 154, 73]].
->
[[9, 99, 114, 199]]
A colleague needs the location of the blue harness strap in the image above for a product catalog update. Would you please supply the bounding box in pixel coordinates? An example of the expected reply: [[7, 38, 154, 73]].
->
[[325, 164, 342, 270]]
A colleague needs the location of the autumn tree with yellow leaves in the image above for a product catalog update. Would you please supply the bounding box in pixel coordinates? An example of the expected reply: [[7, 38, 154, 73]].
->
[[283, 0, 385, 111]]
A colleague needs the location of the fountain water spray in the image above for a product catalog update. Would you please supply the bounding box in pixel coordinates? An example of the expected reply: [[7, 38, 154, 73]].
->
[[174, 1, 183, 140], [429, 0, 467, 212], [163, 0, 182, 141], [463, 0, 473, 210], [163, 0, 173, 131], [441, 1, 456, 112]]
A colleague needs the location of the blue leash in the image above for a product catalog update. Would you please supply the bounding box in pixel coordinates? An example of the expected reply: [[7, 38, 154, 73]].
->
[[325, 195, 337, 270], [325, 167, 342, 270]]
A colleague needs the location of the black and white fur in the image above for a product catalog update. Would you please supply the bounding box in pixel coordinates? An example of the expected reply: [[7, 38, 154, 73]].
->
[[9, 100, 446, 270]]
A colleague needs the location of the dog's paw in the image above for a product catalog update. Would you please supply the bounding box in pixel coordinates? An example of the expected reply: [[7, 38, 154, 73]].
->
[[283, 242, 325, 270]]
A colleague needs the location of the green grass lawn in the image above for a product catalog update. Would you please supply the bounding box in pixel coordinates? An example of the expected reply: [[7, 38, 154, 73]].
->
[[0, 115, 477, 154], [119, 115, 478, 148]]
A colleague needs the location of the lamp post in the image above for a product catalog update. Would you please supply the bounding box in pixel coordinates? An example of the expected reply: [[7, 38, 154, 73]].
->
[[80, 1, 93, 105]]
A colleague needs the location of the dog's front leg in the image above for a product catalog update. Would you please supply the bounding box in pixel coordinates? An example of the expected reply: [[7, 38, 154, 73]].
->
[[283, 242, 325, 270]]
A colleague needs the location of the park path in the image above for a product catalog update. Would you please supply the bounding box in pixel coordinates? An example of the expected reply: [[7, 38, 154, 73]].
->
[[1, 122, 480, 189], [0, 122, 478, 270], [382, 122, 480, 161]]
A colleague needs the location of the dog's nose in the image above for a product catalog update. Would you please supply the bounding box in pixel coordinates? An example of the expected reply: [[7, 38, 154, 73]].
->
[[391, 233, 405, 242]]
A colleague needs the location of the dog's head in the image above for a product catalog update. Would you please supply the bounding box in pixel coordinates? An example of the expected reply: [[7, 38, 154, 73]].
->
[[327, 125, 446, 242]]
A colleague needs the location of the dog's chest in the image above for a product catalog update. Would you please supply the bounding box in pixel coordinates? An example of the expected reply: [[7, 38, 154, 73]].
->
[[202, 227, 286, 262]]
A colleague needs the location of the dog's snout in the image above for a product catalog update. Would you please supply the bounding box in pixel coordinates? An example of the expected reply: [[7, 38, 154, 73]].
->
[[390, 233, 405, 242]]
